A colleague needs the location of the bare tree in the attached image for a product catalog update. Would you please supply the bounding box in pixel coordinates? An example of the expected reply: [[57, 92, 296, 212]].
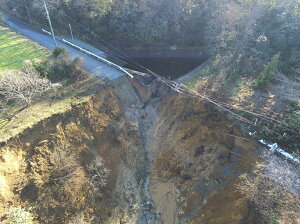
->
[[49, 143, 81, 183], [48, 143, 110, 205], [0, 62, 58, 107], [238, 154, 300, 224], [88, 156, 110, 191], [47, 142, 92, 205]]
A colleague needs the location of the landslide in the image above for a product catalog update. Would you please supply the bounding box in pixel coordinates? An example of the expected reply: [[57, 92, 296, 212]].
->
[[0, 76, 261, 224]]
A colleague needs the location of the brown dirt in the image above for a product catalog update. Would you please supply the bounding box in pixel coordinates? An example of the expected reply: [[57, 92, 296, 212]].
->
[[0, 76, 263, 223], [147, 93, 261, 224]]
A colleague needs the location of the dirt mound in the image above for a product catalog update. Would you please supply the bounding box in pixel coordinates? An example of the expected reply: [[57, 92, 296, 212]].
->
[[0, 76, 261, 223]]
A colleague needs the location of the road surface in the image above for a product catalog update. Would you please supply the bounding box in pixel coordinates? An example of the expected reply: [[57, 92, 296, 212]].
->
[[5, 17, 125, 81]]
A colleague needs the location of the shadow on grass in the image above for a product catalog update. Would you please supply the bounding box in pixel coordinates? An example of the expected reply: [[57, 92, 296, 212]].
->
[[0, 75, 104, 142]]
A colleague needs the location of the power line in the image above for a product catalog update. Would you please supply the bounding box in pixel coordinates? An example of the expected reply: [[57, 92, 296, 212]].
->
[[1, 6, 299, 141], [1, 4, 147, 73]]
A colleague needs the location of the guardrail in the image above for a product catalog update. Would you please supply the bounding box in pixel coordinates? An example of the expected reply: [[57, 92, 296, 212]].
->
[[42, 29, 133, 78], [42, 28, 52, 36]]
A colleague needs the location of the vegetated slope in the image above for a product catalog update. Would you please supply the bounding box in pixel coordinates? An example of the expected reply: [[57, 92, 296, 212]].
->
[[0, 25, 49, 72], [0, 76, 261, 223]]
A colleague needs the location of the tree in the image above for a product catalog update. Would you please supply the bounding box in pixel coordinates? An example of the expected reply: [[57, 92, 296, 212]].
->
[[256, 52, 280, 89], [0, 62, 58, 107]]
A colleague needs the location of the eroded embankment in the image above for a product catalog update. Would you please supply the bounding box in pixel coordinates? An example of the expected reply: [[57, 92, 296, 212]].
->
[[0, 76, 261, 223]]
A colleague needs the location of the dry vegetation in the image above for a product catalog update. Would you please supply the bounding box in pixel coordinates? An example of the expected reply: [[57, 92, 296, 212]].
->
[[1, 1, 300, 223], [0, 61, 58, 109], [238, 155, 300, 224], [48, 141, 110, 206]]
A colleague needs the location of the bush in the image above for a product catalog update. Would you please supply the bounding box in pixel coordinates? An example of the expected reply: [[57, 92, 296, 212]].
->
[[48, 143, 109, 204], [88, 156, 110, 191], [48, 142, 90, 204], [256, 53, 281, 89], [258, 102, 300, 154], [6, 207, 34, 224], [49, 143, 81, 184], [34, 48, 87, 83], [52, 47, 68, 58]]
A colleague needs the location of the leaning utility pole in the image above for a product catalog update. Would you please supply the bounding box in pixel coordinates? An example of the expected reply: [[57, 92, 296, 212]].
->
[[43, 0, 57, 46]]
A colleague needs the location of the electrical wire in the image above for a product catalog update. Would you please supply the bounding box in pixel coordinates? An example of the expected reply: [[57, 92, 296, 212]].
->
[[1, 5, 299, 140]]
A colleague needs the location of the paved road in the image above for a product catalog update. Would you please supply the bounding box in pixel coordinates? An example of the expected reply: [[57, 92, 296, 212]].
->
[[5, 17, 125, 81]]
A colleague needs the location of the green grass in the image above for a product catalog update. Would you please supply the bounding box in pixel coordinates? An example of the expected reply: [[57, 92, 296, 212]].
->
[[0, 25, 49, 73], [0, 26, 104, 142]]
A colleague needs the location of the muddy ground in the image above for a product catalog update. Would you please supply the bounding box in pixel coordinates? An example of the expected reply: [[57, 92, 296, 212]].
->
[[0, 76, 262, 223]]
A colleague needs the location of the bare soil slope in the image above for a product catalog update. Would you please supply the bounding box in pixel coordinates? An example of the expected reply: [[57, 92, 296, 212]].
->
[[0, 76, 261, 223]]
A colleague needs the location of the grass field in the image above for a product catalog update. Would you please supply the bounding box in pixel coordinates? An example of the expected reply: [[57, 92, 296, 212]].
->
[[0, 25, 104, 142], [0, 25, 49, 72]]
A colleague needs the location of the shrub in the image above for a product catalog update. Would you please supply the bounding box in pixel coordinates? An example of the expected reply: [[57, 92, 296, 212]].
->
[[6, 207, 34, 224], [48, 143, 109, 204], [88, 156, 110, 191], [258, 102, 300, 154], [47, 142, 91, 205], [34, 48, 87, 82], [256, 53, 280, 89], [52, 47, 68, 58], [49, 143, 81, 184], [33, 60, 51, 78]]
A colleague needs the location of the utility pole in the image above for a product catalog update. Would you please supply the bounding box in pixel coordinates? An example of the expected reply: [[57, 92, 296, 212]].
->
[[23, 0, 32, 23], [43, 0, 57, 46], [69, 23, 74, 43]]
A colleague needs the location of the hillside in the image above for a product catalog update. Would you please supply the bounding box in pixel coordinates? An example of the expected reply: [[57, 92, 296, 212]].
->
[[0, 1, 299, 223], [0, 76, 264, 224]]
